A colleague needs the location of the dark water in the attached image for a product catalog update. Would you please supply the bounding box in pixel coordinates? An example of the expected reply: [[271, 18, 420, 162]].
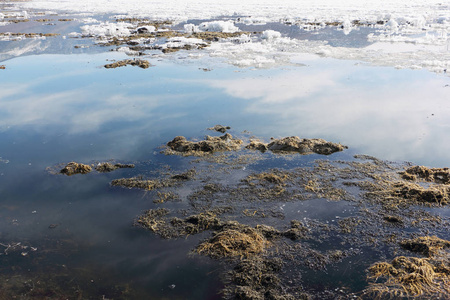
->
[[1, 8, 450, 300]]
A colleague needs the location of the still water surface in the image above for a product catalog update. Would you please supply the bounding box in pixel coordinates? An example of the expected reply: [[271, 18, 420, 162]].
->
[[1, 19, 450, 299]]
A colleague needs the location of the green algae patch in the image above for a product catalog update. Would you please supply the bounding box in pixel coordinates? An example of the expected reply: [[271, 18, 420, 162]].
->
[[60, 162, 92, 175], [104, 59, 152, 69]]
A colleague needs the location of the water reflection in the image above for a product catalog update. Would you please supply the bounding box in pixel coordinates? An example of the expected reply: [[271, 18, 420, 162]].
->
[[1, 50, 450, 298], [206, 58, 450, 166]]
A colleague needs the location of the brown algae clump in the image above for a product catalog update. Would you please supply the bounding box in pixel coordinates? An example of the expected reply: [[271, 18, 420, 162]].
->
[[136, 208, 170, 235], [392, 182, 449, 205], [207, 124, 230, 133], [245, 140, 269, 152], [60, 162, 92, 175], [224, 257, 299, 300], [267, 136, 347, 155], [364, 256, 450, 298], [400, 236, 450, 257], [166, 133, 243, 156], [137, 210, 223, 238], [104, 59, 152, 69], [245, 136, 347, 155], [111, 177, 159, 190], [95, 162, 135, 172], [196, 225, 268, 258], [401, 165, 450, 184]]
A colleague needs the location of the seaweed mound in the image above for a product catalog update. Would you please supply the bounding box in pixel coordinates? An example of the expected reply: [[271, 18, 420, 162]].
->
[[401, 236, 450, 257], [207, 125, 230, 133], [104, 59, 151, 69], [224, 257, 298, 300], [166, 133, 243, 155], [111, 177, 159, 190], [401, 165, 450, 184], [95, 162, 135, 172], [245, 140, 268, 152], [364, 256, 450, 298], [267, 136, 347, 155], [196, 226, 267, 258], [60, 162, 92, 175], [391, 182, 449, 205]]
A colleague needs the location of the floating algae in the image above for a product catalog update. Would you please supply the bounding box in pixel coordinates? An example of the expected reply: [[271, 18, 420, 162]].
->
[[245, 140, 269, 152], [223, 257, 303, 300], [196, 226, 268, 259], [165, 133, 243, 156], [104, 59, 151, 69], [55, 129, 449, 299], [111, 177, 160, 190], [400, 236, 450, 257], [111, 169, 195, 190], [266, 136, 347, 155], [401, 165, 450, 184], [391, 182, 450, 205], [363, 256, 450, 299], [60, 162, 92, 175], [207, 125, 231, 133], [95, 162, 135, 172]]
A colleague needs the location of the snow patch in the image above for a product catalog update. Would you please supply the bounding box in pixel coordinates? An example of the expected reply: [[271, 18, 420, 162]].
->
[[80, 22, 132, 37]]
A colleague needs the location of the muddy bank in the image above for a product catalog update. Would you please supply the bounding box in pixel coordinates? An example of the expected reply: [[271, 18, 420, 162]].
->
[[104, 59, 151, 69]]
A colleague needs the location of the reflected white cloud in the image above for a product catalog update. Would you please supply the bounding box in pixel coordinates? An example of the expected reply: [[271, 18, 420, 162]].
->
[[207, 64, 450, 166], [208, 70, 336, 103]]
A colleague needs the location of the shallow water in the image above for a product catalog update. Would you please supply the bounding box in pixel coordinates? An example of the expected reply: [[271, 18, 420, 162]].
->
[[1, 7, 450, 300]]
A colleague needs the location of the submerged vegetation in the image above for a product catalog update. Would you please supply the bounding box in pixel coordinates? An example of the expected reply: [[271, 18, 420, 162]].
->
[[46, 129, 450, 298]]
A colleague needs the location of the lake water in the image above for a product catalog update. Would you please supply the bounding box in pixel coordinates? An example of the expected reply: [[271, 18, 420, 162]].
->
[[1, 6, 450, 300]]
